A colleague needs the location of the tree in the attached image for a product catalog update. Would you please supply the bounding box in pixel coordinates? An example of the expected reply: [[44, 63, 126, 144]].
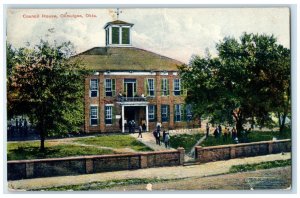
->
[[8, 40, 86, 150], [179, 33, 290, 135]]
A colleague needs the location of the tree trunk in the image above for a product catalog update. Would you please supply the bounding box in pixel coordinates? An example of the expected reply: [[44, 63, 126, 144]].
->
[[278, 112, 287, 134], [236, 119, 243, 137], [232, 110, 244, 137]]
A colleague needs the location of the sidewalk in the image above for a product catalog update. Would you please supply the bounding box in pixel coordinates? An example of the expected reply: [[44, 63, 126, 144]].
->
[[8, 152, 291, 191], [130, 132, 175, 151]]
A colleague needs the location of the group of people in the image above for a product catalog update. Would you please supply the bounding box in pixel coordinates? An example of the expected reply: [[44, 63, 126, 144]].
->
[[153, 124, 170, 148], [206, 123, 251, 143], [127, 119, 146, 138]]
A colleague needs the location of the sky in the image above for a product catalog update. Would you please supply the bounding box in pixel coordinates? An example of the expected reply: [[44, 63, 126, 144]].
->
[[6, 8, 290, 63]]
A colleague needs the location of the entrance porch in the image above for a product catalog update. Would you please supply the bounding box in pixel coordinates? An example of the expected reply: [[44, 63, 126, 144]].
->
[[119, 102, 149, 133]]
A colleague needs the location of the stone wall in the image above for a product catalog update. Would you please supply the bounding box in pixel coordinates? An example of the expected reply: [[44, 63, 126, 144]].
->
[[7, 149, 184, 180], [195, 139, 291, 163]]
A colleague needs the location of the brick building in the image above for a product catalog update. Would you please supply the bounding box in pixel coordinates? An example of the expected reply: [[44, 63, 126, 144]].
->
[[78, 19, 196, 133]]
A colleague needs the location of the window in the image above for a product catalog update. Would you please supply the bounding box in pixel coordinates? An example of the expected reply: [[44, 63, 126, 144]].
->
[[90, 79, 98, 97], [105, 79, 116, 97], [122, 27, 130, 44], [146, 78, 155, 96], [112, 27, 119, 44], [174, 79, 181, 96], [161, 105, 169, 122], [161, 78, 169, 96], [90, 106, 98, 126], [186, 104, 193, 122], [148, 105, 155, 121], [175, 104, 182, 122], [105, 106, 113, 125]]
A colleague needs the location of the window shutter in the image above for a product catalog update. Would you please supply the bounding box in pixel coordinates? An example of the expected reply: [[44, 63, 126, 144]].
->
[[167, 105, 170, 122], [174, 105, 176, 122], [124, 82, 127, 96], [112, 79, 116, 96], [161, 79, 163, 96], [144, 79, 148, 96], [153, 79, 156, 96], [112, 106, 116, 124], [97, 106, 100, 125], [167, 79, 170, 96], [182, 104, 187, 121], [154, 105, 157, 122]]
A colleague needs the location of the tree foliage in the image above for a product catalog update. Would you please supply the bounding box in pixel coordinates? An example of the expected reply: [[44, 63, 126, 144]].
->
[[179, 33, 290, 135], [8, 40, 86, 150]]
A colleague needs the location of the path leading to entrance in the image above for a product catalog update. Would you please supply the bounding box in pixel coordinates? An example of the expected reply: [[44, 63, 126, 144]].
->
[[130, 132, 175, 151], [130, 132, 201, 162], [8, 153, 291, 191], [187, 135, 207, 158]]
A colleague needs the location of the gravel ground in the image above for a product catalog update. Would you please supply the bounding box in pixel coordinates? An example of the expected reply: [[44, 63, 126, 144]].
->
[[106, 166, 291, 191]]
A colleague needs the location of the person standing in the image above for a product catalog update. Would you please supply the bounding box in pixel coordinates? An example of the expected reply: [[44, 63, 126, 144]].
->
[[132, 120, 136, 133], [142, 123, 146, 132], [206, 123, 210, 137], [232, 127, 237, 139], [218, 124, 222, 138], [138, 125, 143, 138], [156, 129, 161, 145], [163, 130, 166, 143], [164, 132, 170, 148]]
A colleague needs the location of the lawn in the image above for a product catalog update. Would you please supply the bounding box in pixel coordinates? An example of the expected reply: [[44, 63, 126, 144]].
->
[[200, 129, 291, 147], [7, 141, 114, 161], [74, 135, 152, 152], [169, 133, 204, 152], [8, 134, 152, 161], [229, 159, 291, 173]]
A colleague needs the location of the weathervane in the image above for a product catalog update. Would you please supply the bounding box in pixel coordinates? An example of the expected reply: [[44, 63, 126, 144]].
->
[[115, 8, 122, 20]]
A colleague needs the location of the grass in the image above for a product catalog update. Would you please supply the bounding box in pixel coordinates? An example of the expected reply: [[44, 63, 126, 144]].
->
[[7, 141, 115, 161], [200, 129, 291, 147], [229, 159, 291, 173], [74, 135, 153, 152], [8, 134, 152, 160], [169, 133, 204, 152], [32, 177, 183, 191]]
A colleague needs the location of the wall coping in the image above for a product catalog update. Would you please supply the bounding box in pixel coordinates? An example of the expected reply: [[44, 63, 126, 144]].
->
[[195, 139, 291, 150], [8, 150, 180, 164]]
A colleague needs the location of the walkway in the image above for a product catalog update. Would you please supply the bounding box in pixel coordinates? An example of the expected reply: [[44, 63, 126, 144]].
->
[[130, 132, 175, 151], [188, 135, 207, 157], [8, 152, 291, 191]]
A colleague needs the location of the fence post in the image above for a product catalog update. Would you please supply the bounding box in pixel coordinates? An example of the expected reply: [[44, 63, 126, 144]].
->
[[268, 141, 274, 154], [230, 146, 236, 159], [177, 147, 185, 165], [26, 162, 34, 178], [85, 158, 94, 174], [140, 154, 148, 169]]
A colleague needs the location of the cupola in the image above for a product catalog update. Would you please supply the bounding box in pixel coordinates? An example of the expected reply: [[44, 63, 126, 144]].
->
[[104, 20, 134, 47]]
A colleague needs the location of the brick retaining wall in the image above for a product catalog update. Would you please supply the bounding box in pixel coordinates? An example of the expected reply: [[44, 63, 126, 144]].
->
[[7, 148, 184, 180], [195, 139, 291, 163]]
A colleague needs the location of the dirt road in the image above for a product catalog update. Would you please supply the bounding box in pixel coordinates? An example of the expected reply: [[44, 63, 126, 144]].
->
[[106, 167, 291, 191]]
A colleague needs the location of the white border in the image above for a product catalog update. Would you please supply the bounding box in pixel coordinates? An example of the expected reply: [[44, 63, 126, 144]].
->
[[1, 1, 299, 197]]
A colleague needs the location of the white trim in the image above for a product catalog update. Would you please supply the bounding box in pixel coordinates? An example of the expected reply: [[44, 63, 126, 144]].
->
[[104, 71, 156, 76], [118, 102, 149, 106], [160, 71, 169, 76], [173, 72, 178, 76], [105, 104, 114, 107], [90, 105, 99, 126]]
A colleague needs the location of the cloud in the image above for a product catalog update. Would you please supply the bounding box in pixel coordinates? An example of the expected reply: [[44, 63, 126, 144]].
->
[[7, 8, 290, 63]]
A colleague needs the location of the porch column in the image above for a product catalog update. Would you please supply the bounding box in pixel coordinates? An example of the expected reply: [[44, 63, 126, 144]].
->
[[122, 105, 125, 133], [146, 105, 149, 132]]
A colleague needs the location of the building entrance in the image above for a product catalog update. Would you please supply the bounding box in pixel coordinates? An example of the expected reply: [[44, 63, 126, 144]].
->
[[124, 106, 147, 132]]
